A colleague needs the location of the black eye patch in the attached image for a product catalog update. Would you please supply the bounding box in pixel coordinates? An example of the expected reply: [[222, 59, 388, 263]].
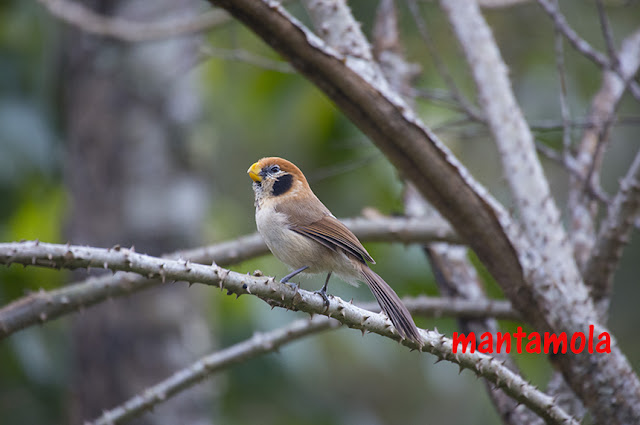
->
[[271, 174, 293, 196]]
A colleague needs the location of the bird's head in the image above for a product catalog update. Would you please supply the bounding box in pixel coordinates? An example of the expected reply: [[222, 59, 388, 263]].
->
[[247, 157, 310, 206]]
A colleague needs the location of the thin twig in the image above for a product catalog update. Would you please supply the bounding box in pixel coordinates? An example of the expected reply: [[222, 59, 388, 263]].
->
[[200, 45, 295, 73], [531, 116, 640, 132], [90, 316, 340, 424], [411, 88, 486, 121], [536, 0, 610, 69], [594, 0, 619, 67], [535, 141, 609, 204], [406, 0, 484, 122], [382, 295, 518, 321], [413, 113, 640, 134], [552, 7, 573, 160], [536, 0, 640, 100]]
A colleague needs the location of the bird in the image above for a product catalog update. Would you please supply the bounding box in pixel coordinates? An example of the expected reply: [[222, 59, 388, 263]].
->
[[247, 156, 422, 344]]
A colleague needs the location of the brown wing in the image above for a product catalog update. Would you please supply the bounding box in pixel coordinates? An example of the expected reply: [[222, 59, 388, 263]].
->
[[292, 215, 375, 265], [274, 194, 375, 264]]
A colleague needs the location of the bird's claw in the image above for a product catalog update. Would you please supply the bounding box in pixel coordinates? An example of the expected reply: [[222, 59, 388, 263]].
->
[[314, 288, 330, 311], [281, 279, 300, 293]]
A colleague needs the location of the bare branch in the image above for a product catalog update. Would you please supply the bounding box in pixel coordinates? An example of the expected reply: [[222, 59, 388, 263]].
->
[[440, 0, 583, 300], [535, 0, 609, 70], [174, 216, 459, 263], [541, 22, 589, 411], [594, 0, 618, 67], [0, 241, 420, 346], [0, 262, 517, 341], [91, 316, 341, 425], [396, 296, 517, 321], [372, 0, 421, 101], [438, 5, 639, 419], [0, 217, 458, 339], [206, 1, 640, 422], [0, 271, 156, 340], [545, 373, 586, 422], [405, 185, 539, 424], [430, 245, 544, 424], [536, 0, 640, 100], [90, 296, 513, 424], [384, 6, 535, 410], [535, 141, 577, 173], [372, 0, 520, 329], [0, 241, 579, 424], [532, 116, 640, 132], [302, 0, 374, 61], [568, 28, 640, 268], [37, 0, 231, 42], [535, 141, 610, 205], [584, 151, 640, 312]]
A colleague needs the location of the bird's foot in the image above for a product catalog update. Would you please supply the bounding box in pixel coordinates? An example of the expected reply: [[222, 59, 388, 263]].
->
[[314, 287, 331, 311], [281, 278, 300, 292]]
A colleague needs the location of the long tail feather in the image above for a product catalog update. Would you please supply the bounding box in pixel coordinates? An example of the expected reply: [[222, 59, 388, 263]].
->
[[360, 266, 422, 344]]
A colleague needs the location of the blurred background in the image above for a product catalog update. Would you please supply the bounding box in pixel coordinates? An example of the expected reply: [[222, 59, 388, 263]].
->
[[0, 0, 639, 424]]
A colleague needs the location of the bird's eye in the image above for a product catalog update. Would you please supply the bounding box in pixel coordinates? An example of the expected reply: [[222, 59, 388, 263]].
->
[[270, 165, 280, 173]]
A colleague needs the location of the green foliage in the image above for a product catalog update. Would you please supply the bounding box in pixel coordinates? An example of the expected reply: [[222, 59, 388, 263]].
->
[[0, 183, 67, 299]]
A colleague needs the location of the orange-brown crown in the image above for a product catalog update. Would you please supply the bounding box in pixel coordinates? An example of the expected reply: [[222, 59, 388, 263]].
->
[[248, 157, 309, 188]]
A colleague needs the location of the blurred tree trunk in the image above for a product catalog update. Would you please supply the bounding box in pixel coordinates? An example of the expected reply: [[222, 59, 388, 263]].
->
[[61, 1, 214, 424]]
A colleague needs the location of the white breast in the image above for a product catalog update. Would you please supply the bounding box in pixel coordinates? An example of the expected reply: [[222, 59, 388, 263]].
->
[[256, 204, 316, 268], [255, 203, 359, 281]]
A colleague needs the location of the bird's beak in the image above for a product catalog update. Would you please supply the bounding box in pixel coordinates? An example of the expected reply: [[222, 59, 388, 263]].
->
[[248, 162, 262, 182]]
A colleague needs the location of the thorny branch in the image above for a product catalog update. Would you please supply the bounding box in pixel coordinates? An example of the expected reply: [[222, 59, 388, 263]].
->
[[0, 216, 457, 339], [0, 241, 577, 425]]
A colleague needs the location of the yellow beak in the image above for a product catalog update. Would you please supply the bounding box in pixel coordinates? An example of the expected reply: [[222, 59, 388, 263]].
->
[[248, 162, 262, 182]]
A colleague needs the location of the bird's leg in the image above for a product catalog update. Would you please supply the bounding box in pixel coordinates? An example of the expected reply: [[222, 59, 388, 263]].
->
[[280, 266, 309, 290], [314, 272, 332, 310]]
